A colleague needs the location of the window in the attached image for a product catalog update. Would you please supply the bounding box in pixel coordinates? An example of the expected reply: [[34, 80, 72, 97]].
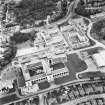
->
[[49, 59, 52, 65]]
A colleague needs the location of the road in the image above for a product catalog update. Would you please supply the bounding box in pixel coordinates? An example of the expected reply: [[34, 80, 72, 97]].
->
[[2, 78, 103, 105], [74, 21, 105, 79], [87, 22, 105, 49], [2, 0, 105, 105], [20, 1, 76, 33], [0, 2, 77, 104]]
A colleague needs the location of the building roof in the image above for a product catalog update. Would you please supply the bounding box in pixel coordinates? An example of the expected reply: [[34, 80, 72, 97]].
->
[[16, 47, 37, 57], [16, 47, 47, 57], [0, 80, 13, 90], [92, 51, 105, 67], [60, 25, 73, 32]]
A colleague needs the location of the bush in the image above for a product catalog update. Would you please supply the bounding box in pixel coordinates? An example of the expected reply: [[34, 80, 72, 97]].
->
[[90, 19, 105, 40], [38, 81, 50, 90], [10, 31, 36, 44], [75, 1, 102, 17]]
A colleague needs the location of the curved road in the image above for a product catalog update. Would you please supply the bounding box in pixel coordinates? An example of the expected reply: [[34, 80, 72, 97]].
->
[[2, 78, 104, 105], [20, 1, 76, 33], [0, 0, 78, 103], [2, 0, 105, 105]]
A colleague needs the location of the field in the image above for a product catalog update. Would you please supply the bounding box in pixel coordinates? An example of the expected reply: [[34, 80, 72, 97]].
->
[[54, 53, 88, 85]]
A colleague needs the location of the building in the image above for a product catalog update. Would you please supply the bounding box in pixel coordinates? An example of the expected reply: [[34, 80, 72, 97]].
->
[[41, 28, 68, 50], [92, 51, 105, 68], [90, 12, 105, 22], [16, 27, 68, 58], [13, 52, 69, 95], [19, 54, 68, 83], [69, 32, 90, 49], [60, 24, 90, 50], [0, 79, 14, 96]]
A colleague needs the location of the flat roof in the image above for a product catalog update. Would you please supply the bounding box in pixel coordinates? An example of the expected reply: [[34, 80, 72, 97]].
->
[[16, 47, 48, 57], [25, 60, 42, 67], [16, 47, 38, 57], [92, 51, 105, 67]]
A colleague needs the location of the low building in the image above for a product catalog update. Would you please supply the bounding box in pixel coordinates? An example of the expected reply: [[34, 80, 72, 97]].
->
[[92, 51, 105, 68], [70, 32, 90, 49], [20, 55, 68, 83], [48, 54, 67, 64], [61, 25, 90, 50], [15, 54, 69, 95], [43, 28, 68, 49]]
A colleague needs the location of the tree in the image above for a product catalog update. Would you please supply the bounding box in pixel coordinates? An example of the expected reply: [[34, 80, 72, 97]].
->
[[90, 19, 105, 41], [75, 0, 103, 17], [0, 37, 17, 70], [10, 31, 36, 44]]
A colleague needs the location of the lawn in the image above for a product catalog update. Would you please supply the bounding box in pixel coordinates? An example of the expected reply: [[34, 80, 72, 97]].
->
[[17, 69, 26, 88], [65, 53, 88, 78], [38, 81, 50, 90], [55, 53, 88, 85]]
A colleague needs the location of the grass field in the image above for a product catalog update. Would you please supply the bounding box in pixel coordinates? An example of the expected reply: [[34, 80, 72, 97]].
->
[[38, 81, 50, 90], [55, 53, 88, 85]]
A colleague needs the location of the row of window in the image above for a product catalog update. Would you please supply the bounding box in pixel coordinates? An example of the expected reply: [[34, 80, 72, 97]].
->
[[27, 71, 69, 85], [53, 71, 69, 78]]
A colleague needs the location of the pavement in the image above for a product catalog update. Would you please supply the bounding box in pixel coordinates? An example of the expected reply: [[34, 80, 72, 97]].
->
[[1, 78, 103, 105], [20, 1, 75, 33], [2, 0, 105, 105], [39, 94, 44, 105]]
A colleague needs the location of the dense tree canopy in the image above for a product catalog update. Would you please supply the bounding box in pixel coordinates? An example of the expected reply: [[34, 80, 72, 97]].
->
[[4, 0, 68, 28], [90, 19, 105, 40], [8, 0, 59, 23], [0, 37, 17, 70], [10, 31, 36, 44], [75, 0, 103, 17]]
